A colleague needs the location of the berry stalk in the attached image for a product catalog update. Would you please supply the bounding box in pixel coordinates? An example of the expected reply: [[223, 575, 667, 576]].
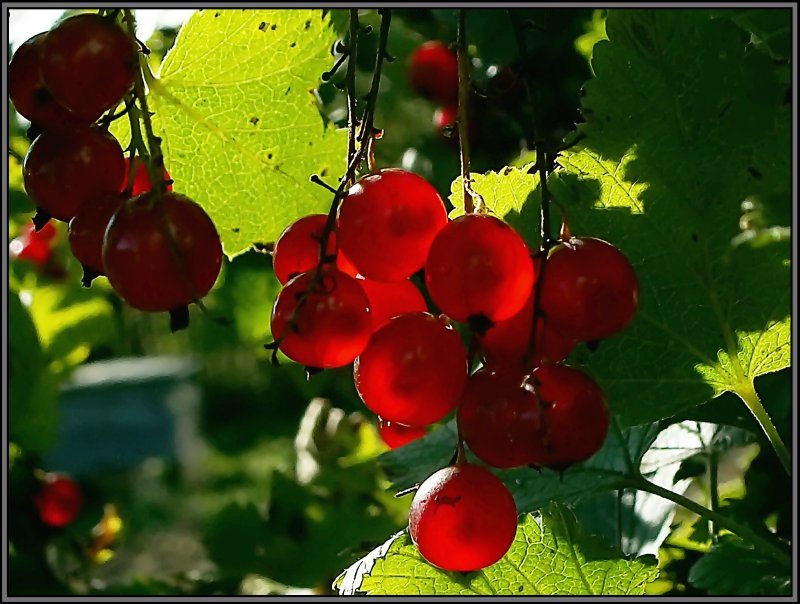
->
[[456, 10, 475, 214]]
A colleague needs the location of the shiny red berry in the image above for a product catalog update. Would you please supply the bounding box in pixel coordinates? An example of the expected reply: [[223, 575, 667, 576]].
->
[[378, 419, 427, 449], [271, 269, 371, 368], [34, 473, 83, 528], [103, 192, 223, 311], [121, 157, 173, 196], [338, 169, 447, 282], [409, 464, 517, 571], [8, 33, 83, 130], [23, 127, 125, 222], [336, 248, 360, 277], [425, 214, 535, 326], [40, 13, 137, 122], [540, 237, 639, 342], [10, 230, 52, 266], [408, 41, 459, 105], [358, 278, 427, 331], [354, 312, 467, 426], [272, 214, 336, 285], [68, 192, 127, 275], [529, 363, 610, 467], [458, 366, 546, 468]]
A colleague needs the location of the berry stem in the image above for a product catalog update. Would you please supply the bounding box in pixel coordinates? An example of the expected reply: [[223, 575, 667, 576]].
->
[[345, 9, 359, 172], [736, 379, 790, 475], [456, 10, 476, 214]]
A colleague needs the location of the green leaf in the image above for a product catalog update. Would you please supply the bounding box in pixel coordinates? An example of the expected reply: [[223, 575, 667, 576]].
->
[[335, 506, 658, 595], [126, 9, 346, 257], [721, 9, 791, 60], [688, 536, 791, 595]]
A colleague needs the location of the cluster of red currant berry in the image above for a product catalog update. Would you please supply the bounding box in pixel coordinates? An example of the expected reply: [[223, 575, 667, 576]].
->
[[34, 472, 84, 528], [10, 13, 223, 327], [408, 41, 460, 141], [269, 162, 638, 571]]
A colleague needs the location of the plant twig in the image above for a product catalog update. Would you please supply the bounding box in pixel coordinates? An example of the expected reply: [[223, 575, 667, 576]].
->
[[456, 9, 475, 214], [345, 9, 359, 172]]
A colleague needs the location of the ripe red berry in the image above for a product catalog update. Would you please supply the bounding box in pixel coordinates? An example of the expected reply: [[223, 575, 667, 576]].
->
[[477, 291, 576, 367], [336, 248, 360, 277], [121, 157, 173, 196], [68, 192, 127, 276], [10, 228, 53, 266], [103, 192, 223, 311], [409, 464, 517, 571], [40, 13, 137, 122], [271, 269, 371, 368], [540, 237, 639, 342], [378, 419, 427, 449], [354, 312, 467, 426], [408, 41, 459, 105], [8, 33, 83, 130], [433, 105, 458, 141], [272, 214, 336, 285], [457, 366, 546, 468], [529, 363, 610, 467], [358, 278, 427, 331], [425, 214, 535, 327], [34, 473, 83, 528], [338, 169, 447, 282], [23, 127, 125, 222]]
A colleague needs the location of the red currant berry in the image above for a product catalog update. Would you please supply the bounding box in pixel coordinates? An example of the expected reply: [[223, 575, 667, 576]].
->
[[10, 230, 52, 266], [103, 192, 223, 311], [540, 237, 639, 342], [40, 13, 137, 122], [378, 419, 427, 449], [358, 278, 427, 331], [34, 473, 83, 528], [410, 464, 517, 571], [425, 214, 535, 327], [121, 157, 173, 196], [23, 127, 125, 222], [457, 366, 546, 468], [529, 363, 610, 467], [354, 313, 467, 426], [271, 269, 371, 368], [408, 41, 459, 105], [272, 214, 336, 285], [8, 33, 83, 130], [336, 248, 360, 277], [30, 222, 58, 242], [478, 291, 576, 367], [338, 169, 447, 282], [68, 192, 127, 275], [433, 105, 458, 140]]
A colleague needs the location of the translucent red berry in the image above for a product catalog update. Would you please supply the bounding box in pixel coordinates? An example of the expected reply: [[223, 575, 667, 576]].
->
[[336, 248, 360, 277], [338, 169, 447, 282], [23, 126, 125, 222], [10, 224, 54, 266], [8, 33, 83, 130], [529, 363, 610, 467], [34, 473, 83, 528], [40, 13, 137, 122], [272, 214, 336, 285], [271, 269, 371, 368], [540, 237, 639, 342], [408, 41, 459, 105], [354, 312, 467, 426], [457, 366, 546, 468], [409, 464, 517, 571], [425, 214, 535, 326], [121, 157, 172, 196], [358, 278, 427, 331], [68, 192, 127, 275], [103, 192, 223, 311], [378, 419, 427, 449]]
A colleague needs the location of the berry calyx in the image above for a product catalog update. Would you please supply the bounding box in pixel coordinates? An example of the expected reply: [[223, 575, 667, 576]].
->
[[358, 278, 427, 331], [121, 157, 173, 196], [23, 126, 125, 222], [39, 13, 137, 122], [409, 464, 517, 571], [378, 419, 427, 449], [425, 214, 535, 327], [8, 33, 82, 130], [338, 169, 447, 282], [457, 366, 545, 468], [34, 473, 83, 528], [103, 192, 223, 312], [529, 363, 610, 467], [68, 192, 127, 280], [408, 41, 459, 105], [272, 214, 337, 285], [540, 237, 639, 342], [271, 269, 371, 369], [354, 312, 467, 426]]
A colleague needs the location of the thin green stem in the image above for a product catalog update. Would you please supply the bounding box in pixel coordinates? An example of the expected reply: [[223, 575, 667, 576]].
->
[[737, 380, 790, 475], [708, 447, 720, 544], [627, 474, 790, 567]]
